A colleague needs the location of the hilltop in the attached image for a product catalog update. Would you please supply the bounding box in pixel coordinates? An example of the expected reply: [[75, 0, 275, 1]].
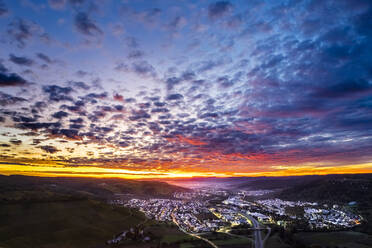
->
[[0, 175, 188, 203], [277, 174, 372, 204]]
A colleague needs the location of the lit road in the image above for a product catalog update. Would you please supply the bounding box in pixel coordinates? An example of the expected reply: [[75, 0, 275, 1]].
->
[[239, 213, 271, 248], [171, 210, 218, 248]]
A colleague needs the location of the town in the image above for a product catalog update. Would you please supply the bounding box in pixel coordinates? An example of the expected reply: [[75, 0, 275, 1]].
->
[[112, 189, 363, 236]]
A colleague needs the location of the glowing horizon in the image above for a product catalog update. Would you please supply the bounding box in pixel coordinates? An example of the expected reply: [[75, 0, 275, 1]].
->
[[1, 161, 372, 179]]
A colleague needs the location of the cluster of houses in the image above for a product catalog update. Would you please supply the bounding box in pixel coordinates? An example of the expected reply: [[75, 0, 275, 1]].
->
[[210, 207, 249, 226], [106, 227, 150, 245], [125, 198, 222, 233], [304, 207, 362, 229]]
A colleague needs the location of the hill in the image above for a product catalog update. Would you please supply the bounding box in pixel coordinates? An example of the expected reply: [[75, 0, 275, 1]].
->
[[235, 175, 322, 190], [0, 175, 188, 203], [0, 175, 203, 248], [277, 174, 372, 204], [0, 200, 145, 248]]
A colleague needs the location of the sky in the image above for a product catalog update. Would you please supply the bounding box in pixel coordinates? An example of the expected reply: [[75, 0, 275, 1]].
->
[[0, 0, 371, 179]]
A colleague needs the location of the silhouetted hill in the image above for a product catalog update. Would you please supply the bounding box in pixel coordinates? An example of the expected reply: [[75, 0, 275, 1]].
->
[[0, 175, 188, 203], [235, 175, 322, 190], [278, 174, 372, 204]]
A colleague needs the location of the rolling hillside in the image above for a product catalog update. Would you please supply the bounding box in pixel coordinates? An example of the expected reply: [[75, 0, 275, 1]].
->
[[0, 175, 188, 203]]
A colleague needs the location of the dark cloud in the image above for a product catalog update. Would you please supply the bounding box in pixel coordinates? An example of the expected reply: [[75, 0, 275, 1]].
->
[[43, 85, 73, 102], [208, 1, 233, 19], [52, 111, 69, 119], [74, 12, 103, 36], [199, 112, 218, 119], [9, 139, 22, 145], [12, 115, 37, 123], [9, 54, 35, 66], [0, 68, 29, 87], [70, 117, 84, 123], [131, 61, 156, 77], [16, 122, 61, 131], [151, 107, 169, 113], [0, 0, 8, 16], [166, 93, 183, 101], [315, 79, 372, 98], [0, 92, 27, 106], [51, 128, 81, 140], [36, 53, 53, 64], [129, 110, 151, 121], [39, 145, 59, 153]]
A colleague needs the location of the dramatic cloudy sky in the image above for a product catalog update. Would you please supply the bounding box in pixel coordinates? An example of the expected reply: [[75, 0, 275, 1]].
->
[[0, 0, 371, 178]]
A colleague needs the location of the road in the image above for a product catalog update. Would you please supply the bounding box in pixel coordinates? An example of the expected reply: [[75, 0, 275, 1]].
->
[[239, 213, 271, 248], [171, 210, 218, 248]]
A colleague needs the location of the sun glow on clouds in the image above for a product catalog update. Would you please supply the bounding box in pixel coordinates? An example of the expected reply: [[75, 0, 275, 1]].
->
[[1, 161, 371, 179]]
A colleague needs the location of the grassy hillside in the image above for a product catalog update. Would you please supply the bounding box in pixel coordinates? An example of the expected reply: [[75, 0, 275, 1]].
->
[[0, 175, 204, 248], [0, 175, 188, 203], [0, 200, 146, 248]]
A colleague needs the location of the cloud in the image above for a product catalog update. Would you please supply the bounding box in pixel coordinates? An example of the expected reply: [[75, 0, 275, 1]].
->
[[9, 54, 35, 66], [52, 111, 69, 119], [131, 60, 156, 77], [68, 81, 90, 90], [9, 139, 22, 145], [208, 1, 233, 19], [0, 69, 29, 87], [43, 85, 73, 102], [0, 0, 8, 16], [166, 93, 183, 101], [129, 110, 151, 121], [36, 53, 54, 64], [0, 92, 27, 106], [74, 12, 103, 36], [116, 60, 156, 78], [315, 79, 372, 98], [39, 145, 59, 153], [16, 122, 61, 131], [7, 18, 44, 48]]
